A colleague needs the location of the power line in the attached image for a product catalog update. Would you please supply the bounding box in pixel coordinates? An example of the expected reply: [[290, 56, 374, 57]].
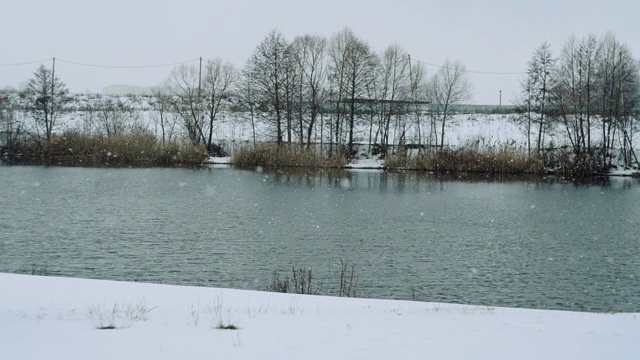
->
[[56, 58, 200, 69], [410, 58, 527, 75], [2, 56, 530, 76], [2, 52, 637, 75], [0, 58, 53, 67]]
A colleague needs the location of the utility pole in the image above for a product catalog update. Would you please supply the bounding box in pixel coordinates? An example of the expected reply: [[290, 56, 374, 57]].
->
[[499, 90, 502, 106]]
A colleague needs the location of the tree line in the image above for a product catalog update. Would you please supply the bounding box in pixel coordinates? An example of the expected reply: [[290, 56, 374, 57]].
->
[[520, 31, 640, 171], [1, 28, 473, 159], [160, 28, 472, 158], [2, 28, 638, 172]]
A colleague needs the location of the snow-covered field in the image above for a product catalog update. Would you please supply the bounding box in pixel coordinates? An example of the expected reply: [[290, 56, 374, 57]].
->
[[3, 92, 638, 173], [1, 273, 638, 359]]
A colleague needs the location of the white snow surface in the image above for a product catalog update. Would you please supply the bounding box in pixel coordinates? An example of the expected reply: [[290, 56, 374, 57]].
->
[[207, 156, 231, 164], [1, 273, 638, 360], [344, 157, 385, 169]]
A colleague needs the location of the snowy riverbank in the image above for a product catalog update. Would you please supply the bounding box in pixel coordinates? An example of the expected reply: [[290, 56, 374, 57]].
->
[[203, 114, 640, 175], [1, 273, 638, 359]]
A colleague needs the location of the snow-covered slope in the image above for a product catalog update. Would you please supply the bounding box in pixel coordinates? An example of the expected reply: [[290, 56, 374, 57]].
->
[[1, 273, 638, 360]]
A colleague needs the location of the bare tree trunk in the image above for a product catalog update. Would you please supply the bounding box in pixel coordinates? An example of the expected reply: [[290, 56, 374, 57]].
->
[[250, 107, 256, 147], [320, 113, 324, 157], [440, 105, 448, 151]]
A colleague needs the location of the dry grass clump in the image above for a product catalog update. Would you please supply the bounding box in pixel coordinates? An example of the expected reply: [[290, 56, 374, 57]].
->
[[338, 259, 358, 298], [267, 261, 359, 298], [386, 140, 545, 174], [87, 300, 155, 330], [5, 131, 208, 167], [232, 144, 347, 168]]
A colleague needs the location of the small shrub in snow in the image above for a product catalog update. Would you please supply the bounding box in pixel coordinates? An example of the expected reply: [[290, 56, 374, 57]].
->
[[338, 259, 358, 298], [190, 295, 239, 330], [87, 300, 155, 330], [268, 267, 316, 295]]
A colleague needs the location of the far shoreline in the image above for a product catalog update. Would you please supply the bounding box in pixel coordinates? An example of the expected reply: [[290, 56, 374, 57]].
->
[[2, 154, 639, 179]]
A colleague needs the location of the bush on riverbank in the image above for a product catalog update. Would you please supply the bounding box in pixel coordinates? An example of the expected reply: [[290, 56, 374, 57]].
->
[[2, 131, 208, 167], [232, 144, 348, 168]]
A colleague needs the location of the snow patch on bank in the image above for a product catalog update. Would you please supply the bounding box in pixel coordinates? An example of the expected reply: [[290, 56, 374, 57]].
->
[[206, 156, 231, 168], [344, 157, 385, 169]]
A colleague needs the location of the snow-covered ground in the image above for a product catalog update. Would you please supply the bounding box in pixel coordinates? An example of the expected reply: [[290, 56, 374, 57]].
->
[[1, 273, 638, 360], [207, 156, 231, 165]]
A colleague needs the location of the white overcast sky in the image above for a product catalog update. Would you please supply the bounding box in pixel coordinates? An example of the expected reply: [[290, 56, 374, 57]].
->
[[2, 0, 639, 104]]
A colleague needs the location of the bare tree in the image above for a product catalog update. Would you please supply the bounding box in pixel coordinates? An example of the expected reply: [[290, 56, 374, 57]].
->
[[328, 28, 353, 153], [344, 38, 378, 157], [150, 85, 177, 146], [167, 63, 205, 145], [379, 44, 410, 155], [89, 96, 141, 137], [291, 34, 328, 147], [407, 59, 428, 151], [281, 46, 300, 145], [579, 35, 600, 155], [546, 31, 639, 171], [428, 60, 472, 151], [246, 30, 290, 146], [0, 88, 23, 148], [202, 59, 235, 154], [521, 41, 555, 156], [552, 35, 599, 160], [96, 97, 125, 137], [328, 28, 378, 157], [79, 99, 99, 136], [364, 67, 382, 150], [595, 32, 640, 168], [22, 65, 70, 143], [237, 65, 259, 147]]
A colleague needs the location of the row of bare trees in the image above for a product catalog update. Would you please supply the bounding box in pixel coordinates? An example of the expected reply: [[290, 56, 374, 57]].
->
[[5, 28, 638, 171], [240, 28, 472, 158], [520, 32, 640, 170], [1, 66, 157, 147], [2, 28, 473, 159], [141, 28, 472, 158]]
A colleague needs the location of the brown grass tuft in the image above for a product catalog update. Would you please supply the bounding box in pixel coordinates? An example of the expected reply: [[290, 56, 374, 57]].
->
[[386, 140, 545, 174], [4, 131, 208, 167]]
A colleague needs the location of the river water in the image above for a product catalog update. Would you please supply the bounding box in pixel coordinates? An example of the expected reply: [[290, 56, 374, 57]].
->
[[1, 164, 639, 312]]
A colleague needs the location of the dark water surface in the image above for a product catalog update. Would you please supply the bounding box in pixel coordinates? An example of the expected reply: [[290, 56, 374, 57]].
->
[[1, 165, 639, 312]]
